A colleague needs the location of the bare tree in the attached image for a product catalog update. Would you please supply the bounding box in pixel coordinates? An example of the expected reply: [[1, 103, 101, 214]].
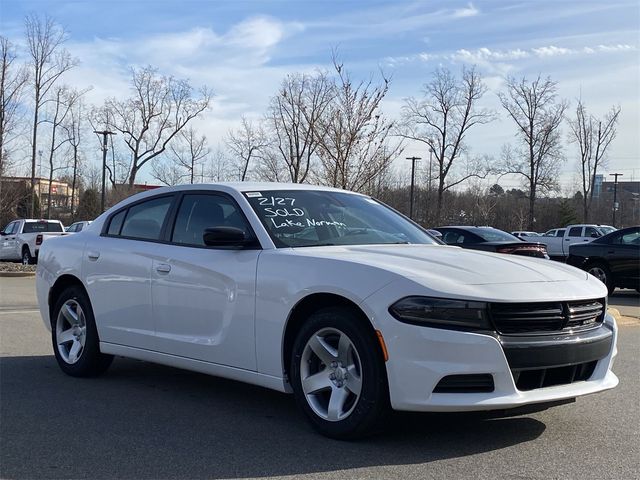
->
[[151, 127, 209, 185], [498, 75, 568, 229], [104, 66, 211, 186], [43, 86, 83, 218], [398, 66, 495, 222], [0, 36, 29, 218], [25, 14, 77, 216], [314, 59, 402, 193], [207, 147, 234, 182], [266, 71, 333, 183], [63, 98, 85, 218], [568, 99, 620, 222], [226, 117, 269, 181]]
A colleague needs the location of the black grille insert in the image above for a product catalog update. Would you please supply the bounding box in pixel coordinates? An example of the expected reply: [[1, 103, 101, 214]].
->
[[512, 361, 597, 391], [490, 299, 605, 334], [433, 374, 495, 393]]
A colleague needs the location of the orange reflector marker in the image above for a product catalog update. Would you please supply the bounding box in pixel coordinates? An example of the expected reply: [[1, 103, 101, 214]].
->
[[375, 330, 389, 362]]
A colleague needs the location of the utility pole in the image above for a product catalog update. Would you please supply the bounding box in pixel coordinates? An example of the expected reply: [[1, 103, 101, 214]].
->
[[406, 156, 421, 219], [94, 130, 116, 213], [609, 172, 623, 227]]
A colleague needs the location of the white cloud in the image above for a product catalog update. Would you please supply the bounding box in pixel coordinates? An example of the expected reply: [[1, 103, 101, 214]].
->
[[532, 45, 572, 57], [452, 3, 480, 18]]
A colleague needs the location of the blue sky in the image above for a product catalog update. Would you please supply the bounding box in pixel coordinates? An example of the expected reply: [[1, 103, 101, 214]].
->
[[2, 0, 639, 189]]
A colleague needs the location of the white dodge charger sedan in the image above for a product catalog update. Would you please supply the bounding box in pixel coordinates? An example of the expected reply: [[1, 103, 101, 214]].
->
[[36, 183, 618, 438]]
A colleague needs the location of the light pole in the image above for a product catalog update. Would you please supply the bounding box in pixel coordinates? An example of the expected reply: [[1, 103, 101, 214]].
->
[[406, 156, 421, 219], [609, 172, 623, 227], [94, 130, 116, 213]]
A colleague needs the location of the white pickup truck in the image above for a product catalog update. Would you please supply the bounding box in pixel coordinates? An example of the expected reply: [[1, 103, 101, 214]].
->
[[522, 224, 616, 260], [0, 219, 66, 264]]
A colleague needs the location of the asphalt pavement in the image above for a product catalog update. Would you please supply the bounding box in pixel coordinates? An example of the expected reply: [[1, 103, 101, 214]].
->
[[1, 277, 639, 480]]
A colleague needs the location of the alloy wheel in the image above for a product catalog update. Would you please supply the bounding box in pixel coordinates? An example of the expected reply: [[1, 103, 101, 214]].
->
[[300, 327, 363, 422], [56, 299, 87, 364]]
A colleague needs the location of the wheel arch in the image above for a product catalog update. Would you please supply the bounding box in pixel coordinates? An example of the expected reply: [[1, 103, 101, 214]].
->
[[281, 292, 380, 382], [48, 274, 89, 326]]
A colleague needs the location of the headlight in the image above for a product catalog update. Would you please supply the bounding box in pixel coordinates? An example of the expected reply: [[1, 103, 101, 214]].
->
[[388, 296, 492, 331]]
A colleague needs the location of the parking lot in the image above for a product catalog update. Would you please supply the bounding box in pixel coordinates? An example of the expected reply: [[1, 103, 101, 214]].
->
[[1, 276, 639, 480]]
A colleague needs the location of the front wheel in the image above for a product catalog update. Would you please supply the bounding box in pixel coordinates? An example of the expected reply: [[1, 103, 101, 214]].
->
[[290, 307, 389, 439], [586, 262, 615, 295], [51, 285, 113, 377]]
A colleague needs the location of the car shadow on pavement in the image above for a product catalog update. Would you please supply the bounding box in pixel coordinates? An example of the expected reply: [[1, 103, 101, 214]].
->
[[1, 355, 546, 479]]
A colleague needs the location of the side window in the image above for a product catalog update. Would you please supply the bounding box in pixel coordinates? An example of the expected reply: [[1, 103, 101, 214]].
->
[[67, 224, 77, 232], [171, 194, 252, 246], [544, 230, 555, 237], [556, 229, 565, 237], [621, 230, 640, 245], [107, 210, 126, 236], [584, 227, 599, 237], [76, 223, 84, 232], [442, 231, 464, 245], [2, 222, 15, 235], [568, 227, 582, 237], [120, 196, 173, 240]]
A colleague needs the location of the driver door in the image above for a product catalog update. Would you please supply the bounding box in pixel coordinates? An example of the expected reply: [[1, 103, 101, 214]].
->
[[0, 222, 18, 260], [150, 192, 261, 370]]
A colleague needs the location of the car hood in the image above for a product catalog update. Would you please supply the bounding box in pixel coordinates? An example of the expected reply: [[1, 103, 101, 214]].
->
[[291, 244, 587, 286]]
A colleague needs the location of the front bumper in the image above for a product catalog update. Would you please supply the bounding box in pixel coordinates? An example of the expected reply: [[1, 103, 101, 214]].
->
[[381, 313, 618, 412]]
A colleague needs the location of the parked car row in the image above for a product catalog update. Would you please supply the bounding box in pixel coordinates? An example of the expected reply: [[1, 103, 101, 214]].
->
[[430, 223, 638, 294], [0, 219, 92, 264], [521, 224, 617, 259]]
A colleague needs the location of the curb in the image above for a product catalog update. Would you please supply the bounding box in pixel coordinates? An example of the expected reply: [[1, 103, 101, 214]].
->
[[608, 307, 640, 326], [0, 271, 36, 278]]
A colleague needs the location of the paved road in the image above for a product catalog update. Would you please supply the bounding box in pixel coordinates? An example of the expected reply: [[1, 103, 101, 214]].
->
[[1, 277, 639, 479]]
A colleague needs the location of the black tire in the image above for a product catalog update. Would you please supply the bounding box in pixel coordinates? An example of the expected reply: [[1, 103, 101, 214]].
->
[[290, 306, 389, 439], [22, 248, 34, 265], [51, 285, 113, 377], [586, 262, 615, 296]]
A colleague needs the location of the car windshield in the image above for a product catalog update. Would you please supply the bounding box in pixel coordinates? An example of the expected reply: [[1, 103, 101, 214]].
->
[[23, 221, 63, 233], [471, 228, 520, 242], [244, 190, 438, 248]]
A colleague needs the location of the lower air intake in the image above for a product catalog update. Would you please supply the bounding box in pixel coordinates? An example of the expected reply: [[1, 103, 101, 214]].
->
[[433, 374, 495, 393]]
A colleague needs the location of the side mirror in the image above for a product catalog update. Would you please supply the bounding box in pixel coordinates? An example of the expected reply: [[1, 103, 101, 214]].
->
[[0, 231, 5, 236], [203, 226, 253, 247]]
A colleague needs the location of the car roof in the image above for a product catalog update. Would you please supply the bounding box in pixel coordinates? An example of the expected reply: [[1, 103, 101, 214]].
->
[[152, 182, 353, 194], [102, 182, 365, 216]]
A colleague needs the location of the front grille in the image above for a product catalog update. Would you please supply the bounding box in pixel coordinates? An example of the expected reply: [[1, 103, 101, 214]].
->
[[512, 361, 597, 391], [490, 299, 605, 335], [433, 374, 495, 393]]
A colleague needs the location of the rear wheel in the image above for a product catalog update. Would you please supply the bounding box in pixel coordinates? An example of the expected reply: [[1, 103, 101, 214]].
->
[[22, 248, 34, 265], [290, 307, 389, 439], [51, 285, 113, 377], [586, 262, 615, 295]]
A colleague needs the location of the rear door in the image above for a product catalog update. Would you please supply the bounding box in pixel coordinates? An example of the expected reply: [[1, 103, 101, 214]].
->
[[83, 194, 175, 350], [150, 191, 260, 369]]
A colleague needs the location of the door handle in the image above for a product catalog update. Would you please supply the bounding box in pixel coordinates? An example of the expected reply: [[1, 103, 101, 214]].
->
[[565, 238, 570, 241], [156, 263, 171, 274], [87, 251, 100, 261]]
